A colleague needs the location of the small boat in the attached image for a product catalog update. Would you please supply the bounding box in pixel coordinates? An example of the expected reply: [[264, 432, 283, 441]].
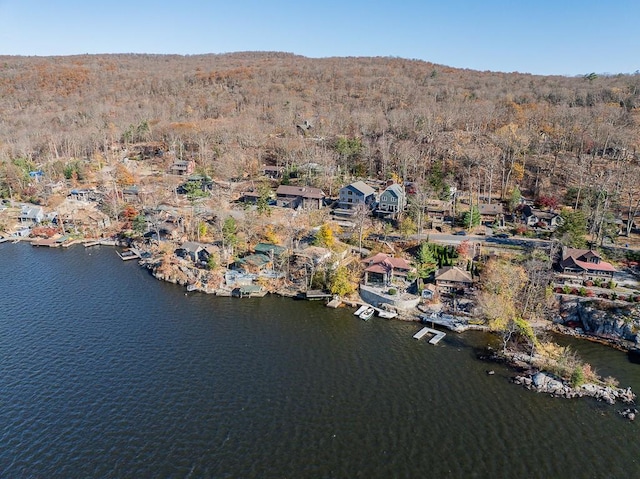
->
[[354, 305, 369, 316], [359, 307, 375, 321], [377, 310, 398, 319], [628, 348, 640, 364]]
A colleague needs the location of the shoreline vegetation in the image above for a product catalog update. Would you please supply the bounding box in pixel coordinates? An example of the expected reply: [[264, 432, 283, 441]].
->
[[2, 53, 640, 412]]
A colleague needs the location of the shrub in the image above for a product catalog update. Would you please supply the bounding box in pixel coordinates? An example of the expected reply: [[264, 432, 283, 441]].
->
[[607, 280, 617, 289], [562, 285, 572, 294], [387, 288, 397, 296], [593, 278, 603, 287], [611, 292, 618, 301], [603, 376, 619, 388], [578, 287, 587, 297], [570, 365, 585, 388]]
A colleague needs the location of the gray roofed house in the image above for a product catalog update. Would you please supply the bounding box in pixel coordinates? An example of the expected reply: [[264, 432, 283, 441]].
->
[[377, 184, 406, 217], [521, 205, 563, 230], [176, 241, 211, 263], [338, 181, 376, 209], [19, 205, 44, 225]]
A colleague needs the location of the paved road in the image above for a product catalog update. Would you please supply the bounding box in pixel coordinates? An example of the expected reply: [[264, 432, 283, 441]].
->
[[411, 232, 552, 250]]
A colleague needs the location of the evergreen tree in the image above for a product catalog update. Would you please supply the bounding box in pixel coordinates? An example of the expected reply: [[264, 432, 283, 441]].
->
[[556, 209, 588, 248], [463, 206, 480, 228], [416, 242, 438, 277]]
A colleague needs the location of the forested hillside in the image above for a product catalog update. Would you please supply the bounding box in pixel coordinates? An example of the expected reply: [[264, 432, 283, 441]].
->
[[1, 52, 639, 238]]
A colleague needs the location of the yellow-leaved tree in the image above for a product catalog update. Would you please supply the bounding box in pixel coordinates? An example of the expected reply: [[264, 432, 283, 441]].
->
[[478, 258, 538, 354]]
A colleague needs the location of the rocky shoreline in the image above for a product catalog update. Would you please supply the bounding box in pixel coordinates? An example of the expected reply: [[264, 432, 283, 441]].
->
[[124, 240, 640, 411], [512, 371, 636, 406]]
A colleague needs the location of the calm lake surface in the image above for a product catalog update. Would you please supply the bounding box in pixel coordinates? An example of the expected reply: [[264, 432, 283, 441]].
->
[[1, 243, 639, 478]]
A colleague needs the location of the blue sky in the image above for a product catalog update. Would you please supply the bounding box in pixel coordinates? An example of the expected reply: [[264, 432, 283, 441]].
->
[[0, 0, 638, 76]]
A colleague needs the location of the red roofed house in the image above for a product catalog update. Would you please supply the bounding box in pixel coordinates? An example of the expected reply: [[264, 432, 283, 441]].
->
[[559, 247, 616, 281], [363, 253, 413, 285]]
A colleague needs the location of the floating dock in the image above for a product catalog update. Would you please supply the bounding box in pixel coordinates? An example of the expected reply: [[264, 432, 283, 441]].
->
[[326, 298, 342, 308], [413, 326, 446, 345], [117, 248, 141, 261]]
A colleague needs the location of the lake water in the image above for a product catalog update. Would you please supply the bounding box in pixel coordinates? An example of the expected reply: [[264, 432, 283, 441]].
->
[[1, 243, 639, 478]]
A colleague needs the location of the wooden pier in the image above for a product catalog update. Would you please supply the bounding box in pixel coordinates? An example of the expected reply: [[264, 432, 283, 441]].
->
[[413, 326, 446, 345]]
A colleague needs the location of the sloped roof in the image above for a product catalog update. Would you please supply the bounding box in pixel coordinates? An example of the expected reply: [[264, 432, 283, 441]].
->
[[363, 252, 411, 270], [181, 241, 205, 253], [381, 183, 404, 198], [478, 203, 504, 215], [19, 206, 43, 219], [236, 253, 271, 267], [255, 242, 286, 256], [276, 185, 325, 199], [345, 181, 376, 197], [435, 266, 473, 284], [560, 248, 616, 272]]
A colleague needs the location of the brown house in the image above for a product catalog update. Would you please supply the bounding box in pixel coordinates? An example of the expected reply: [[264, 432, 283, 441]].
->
[[434, 266, 474, 294], [169, 160, 195, 176], [478, 203, 504, 225], [559, 247, 616, 281], [275, 185, 325, 209], [362, 253, 412, 285]]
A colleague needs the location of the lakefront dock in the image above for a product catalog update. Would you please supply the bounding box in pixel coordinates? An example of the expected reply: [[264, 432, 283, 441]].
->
[[413, 326, 446, 345]]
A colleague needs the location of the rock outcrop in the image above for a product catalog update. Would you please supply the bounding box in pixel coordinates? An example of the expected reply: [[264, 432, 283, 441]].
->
[[558, 297, 640, 346], [513, 371, 636, 405]]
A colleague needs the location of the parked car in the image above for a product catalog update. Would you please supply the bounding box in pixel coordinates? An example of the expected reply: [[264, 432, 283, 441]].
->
[[494, 233, 510, 238], [454, 230, 467, 236]]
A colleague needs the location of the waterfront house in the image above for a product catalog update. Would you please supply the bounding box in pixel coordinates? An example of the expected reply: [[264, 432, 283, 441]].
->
[[338, 181, 376, 209], [558, 247, 616, 282], [377, 183, 406, 217], [362, 252, 412, 285], [234, 253, 272, 273], [175, 241, 208, 263], [434, 266, 474, 294], [275, 185, 325, 209], [18, 205, 44, 225]]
